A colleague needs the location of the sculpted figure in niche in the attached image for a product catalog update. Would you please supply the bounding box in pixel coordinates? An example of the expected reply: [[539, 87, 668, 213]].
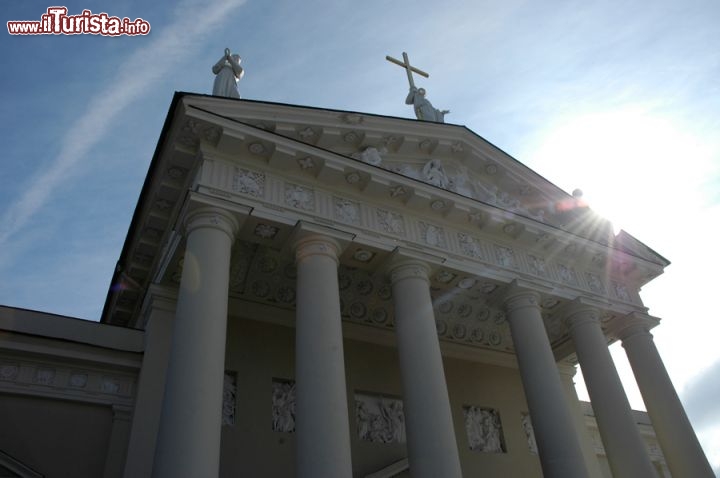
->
[[422, 159, 449, 188], [212, 48, 244, 98], [405, 87, 449, 123]]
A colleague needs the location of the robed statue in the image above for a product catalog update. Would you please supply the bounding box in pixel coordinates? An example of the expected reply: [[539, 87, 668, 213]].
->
[[212, 48, 244, 98]]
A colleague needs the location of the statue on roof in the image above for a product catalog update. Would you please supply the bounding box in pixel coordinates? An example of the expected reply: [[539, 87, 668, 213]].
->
[[386, 52, 450, 123], [212, 48, 244, 98], [405, 87, 449, 123]]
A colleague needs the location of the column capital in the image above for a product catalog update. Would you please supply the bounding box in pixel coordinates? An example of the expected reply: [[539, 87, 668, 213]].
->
[[615, 312, 660, 343], [562, 301, 602, 332], [111, 404, 134, 422], [502, 282, 541, 314], [184, 206, 240, 242], [387, 259, 430, 286], [293, 234, 342, 264]]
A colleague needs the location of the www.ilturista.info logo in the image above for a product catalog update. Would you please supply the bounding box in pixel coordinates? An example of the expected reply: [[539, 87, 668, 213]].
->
[[7, 7, 151, 36]]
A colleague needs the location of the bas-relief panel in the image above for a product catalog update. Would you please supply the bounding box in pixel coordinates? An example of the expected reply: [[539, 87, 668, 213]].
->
[[355, 392, 406, 444], [223, 371, 237, 426], [521, 412, 538, 455], [272, 379, 296, 433], [463, 406, 506, 453]]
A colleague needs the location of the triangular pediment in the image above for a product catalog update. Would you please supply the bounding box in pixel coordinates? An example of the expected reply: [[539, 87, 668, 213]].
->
[[613, 230, 670, 267], [184, 94, 613, 243]]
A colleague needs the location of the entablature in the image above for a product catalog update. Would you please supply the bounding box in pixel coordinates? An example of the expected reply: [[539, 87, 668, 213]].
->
[[103, 94, 668, 363]]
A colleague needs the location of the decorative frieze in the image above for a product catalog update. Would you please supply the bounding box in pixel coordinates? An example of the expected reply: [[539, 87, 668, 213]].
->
[[101, 377, 121, 394], [458, 233, 484, 259], [419, 222, 447, 249], [528, 254, 547, 277], [494, 245, 517, 269], [613, 281, 631, 301], [334, 197, 361, 226], [232, 167, 265, 197], [34, 368, 56, 385], [284, 183, 315, 211], [200, 162, 641, 311], [376, 209, 405, 236], [556, 263, 578, 285], [585, 272, 606, 294], [69, 373, 88, 388], [0, 364, 19, 381], [0, 358, 135, 406]]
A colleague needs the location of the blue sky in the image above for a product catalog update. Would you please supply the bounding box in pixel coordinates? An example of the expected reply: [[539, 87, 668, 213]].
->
[[2, 0, 719, 472]]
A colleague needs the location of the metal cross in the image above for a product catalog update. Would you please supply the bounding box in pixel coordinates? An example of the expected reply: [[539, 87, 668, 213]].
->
[[386, 52, 429, 89]]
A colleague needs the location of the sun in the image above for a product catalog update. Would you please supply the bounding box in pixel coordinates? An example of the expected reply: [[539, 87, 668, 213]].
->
[[525, 107, 704, 236]]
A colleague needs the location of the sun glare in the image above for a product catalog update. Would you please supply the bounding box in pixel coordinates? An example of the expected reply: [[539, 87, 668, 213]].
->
[[527, 108, 705, 236]]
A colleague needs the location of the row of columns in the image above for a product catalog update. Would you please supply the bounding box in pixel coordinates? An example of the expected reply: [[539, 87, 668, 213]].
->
[[149, 206, 712, 478]]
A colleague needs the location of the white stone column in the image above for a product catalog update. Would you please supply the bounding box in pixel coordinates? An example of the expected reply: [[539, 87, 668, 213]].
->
[[503, 288, 589, 478], [152, 207, 238, 478], [294, 235, 353, 478], [123, 288, 175, 478], [619, 318, 715, 478], [103, 405, 132, 478], [389, 260, 462, 478], [565, 305, 657, 478]]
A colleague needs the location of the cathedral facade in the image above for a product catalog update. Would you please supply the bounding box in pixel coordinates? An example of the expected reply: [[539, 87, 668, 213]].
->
[[1, 93, 712, 477]]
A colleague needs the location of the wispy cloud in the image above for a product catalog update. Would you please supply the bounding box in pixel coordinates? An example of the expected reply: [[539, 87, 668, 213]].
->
[[683, 358, 720, 429], [0, 0, 246, 248]]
